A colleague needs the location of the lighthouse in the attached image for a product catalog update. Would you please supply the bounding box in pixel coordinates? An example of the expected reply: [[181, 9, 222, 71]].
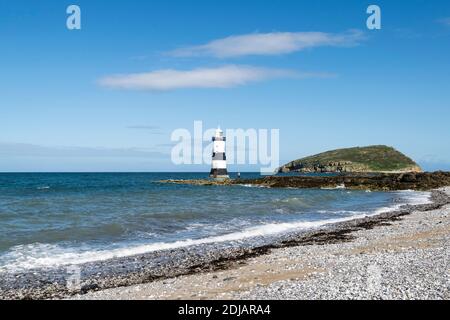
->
[[209, 127, 229, 179]]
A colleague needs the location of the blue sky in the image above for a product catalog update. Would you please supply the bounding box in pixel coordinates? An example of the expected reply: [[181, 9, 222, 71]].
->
[[1, 0, 449, 172]]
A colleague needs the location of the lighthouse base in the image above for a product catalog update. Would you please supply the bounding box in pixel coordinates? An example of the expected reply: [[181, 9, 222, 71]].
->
[[209, 168, 229, 180]]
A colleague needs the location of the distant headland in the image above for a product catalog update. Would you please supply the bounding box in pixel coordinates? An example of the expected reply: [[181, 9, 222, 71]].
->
[[277, 145, 422, 174]]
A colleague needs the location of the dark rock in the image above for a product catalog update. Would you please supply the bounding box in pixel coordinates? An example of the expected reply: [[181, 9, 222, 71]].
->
[[80, 283, 99, 294], [232, 172, 450, 191]]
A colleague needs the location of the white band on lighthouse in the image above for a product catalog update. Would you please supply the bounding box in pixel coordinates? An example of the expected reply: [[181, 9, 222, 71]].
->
[[209, 127, 229, 179], [212, 160, 227, 169]]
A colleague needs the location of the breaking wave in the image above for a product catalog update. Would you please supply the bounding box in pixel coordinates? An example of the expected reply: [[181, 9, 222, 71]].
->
[[0, 190, 431, 273]]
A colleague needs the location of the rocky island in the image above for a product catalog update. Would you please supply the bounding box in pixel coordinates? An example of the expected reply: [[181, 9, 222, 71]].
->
[[277, 145, 422, 173]]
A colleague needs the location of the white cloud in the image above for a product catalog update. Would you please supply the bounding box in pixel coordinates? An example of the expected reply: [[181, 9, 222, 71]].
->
[[438, 17, 450, 26], [170, 30, 365, 58], [98, 65, 325, 91], [0, 142, 168, 158], [127, 125, 160, 130], [127, 125, 163, 134]]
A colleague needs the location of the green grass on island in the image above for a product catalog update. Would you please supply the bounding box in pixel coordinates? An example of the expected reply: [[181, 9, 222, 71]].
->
[[278, 145, 422, 173]]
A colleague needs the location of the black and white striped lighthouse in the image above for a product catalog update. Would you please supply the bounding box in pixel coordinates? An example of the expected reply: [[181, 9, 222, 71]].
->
[[209, 127, 229, 179]]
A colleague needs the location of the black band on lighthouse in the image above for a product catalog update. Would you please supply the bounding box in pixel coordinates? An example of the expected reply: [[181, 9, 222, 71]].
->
[[212, 152, 226, 161], [209, 168, 228, 176]]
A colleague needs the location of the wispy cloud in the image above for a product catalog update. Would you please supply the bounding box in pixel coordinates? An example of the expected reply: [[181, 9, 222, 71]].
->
[[127, 125, 160, 130], [127, 125, 163, 134], [98, 65, 328, 91], [437, 17, 450, 26], [156, 143, 176, 148], [170, 30, 365, 58], [0, 142, 168, 158], [393, 28, 422, 39]]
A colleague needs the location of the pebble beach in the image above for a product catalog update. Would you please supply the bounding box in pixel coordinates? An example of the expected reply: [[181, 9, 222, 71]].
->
[[71, 187, 450, 300]]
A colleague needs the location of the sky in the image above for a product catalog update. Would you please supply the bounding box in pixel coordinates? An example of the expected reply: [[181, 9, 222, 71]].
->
[[0, 0, 449, 172]]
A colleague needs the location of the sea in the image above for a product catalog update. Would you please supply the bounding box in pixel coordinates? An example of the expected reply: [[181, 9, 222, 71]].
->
[[0, 172, 432, 274]]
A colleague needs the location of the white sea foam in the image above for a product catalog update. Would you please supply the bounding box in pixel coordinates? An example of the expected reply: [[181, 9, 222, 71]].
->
[[0, 190, 432, 273], [321, 183, 346, 190], [0, 215, 369, 272], [317, 209, 367, 215], [238, 184, 269, 188], [397, 190, 432, 205], [273, 197, 309, 205]]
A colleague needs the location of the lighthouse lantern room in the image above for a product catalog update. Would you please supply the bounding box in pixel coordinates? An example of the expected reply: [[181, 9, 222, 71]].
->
[[209, 127, 229, 179]]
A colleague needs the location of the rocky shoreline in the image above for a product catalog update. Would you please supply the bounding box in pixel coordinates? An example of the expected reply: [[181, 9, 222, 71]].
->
[[160, 171, 450, 191], [243, 172, 450, 191], [0, 188, 449, 300]]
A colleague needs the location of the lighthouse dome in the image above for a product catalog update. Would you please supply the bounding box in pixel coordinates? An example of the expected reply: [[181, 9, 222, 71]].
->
[[215, 127, 223, 137]]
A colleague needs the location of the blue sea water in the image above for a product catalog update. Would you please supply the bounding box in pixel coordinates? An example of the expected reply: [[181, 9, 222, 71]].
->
[[0, 173, 431, 273]]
